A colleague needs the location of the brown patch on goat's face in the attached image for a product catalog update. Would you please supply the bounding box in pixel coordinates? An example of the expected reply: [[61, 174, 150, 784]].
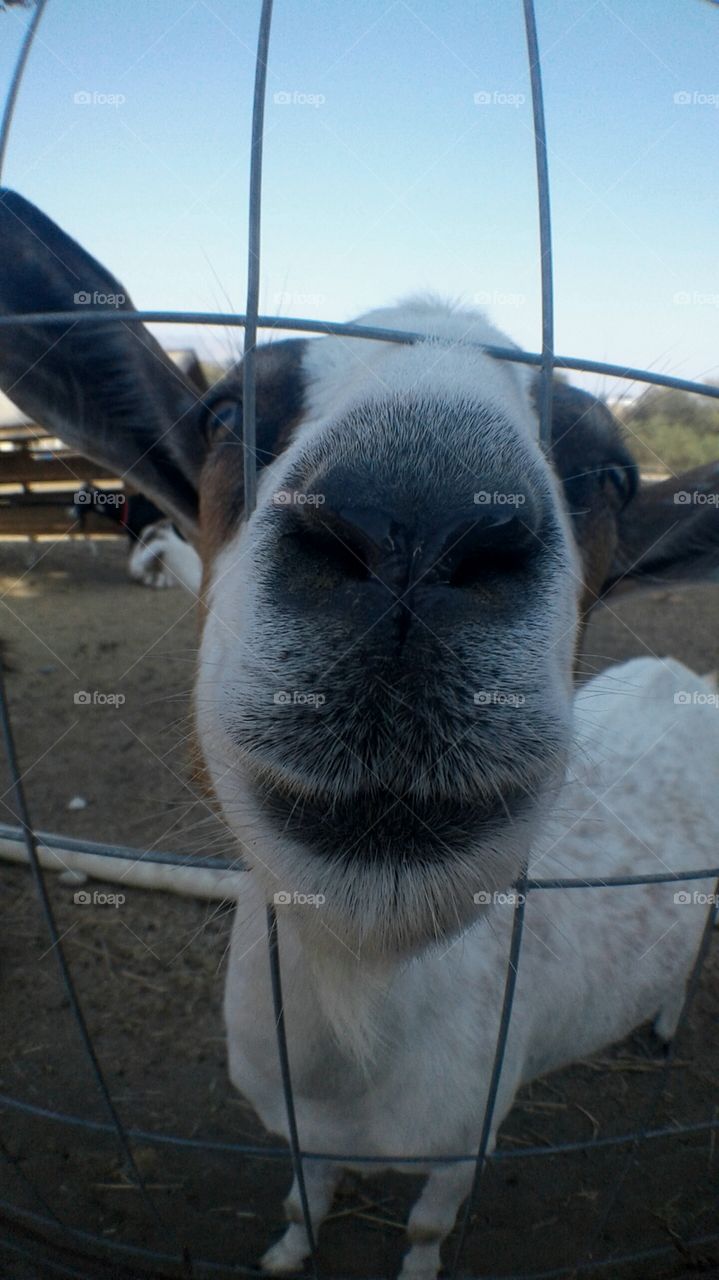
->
[[195, 337, 309, 589], [546, 380, 638, 665], [198, 442, 246, 566]]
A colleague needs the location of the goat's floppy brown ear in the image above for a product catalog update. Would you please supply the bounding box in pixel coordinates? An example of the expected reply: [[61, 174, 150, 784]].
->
[[0, 190, 206, 541], [604, 462, 719, 594]]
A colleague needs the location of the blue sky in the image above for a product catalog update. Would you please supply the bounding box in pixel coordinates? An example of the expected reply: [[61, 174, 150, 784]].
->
[[1, 0, 718, 396]]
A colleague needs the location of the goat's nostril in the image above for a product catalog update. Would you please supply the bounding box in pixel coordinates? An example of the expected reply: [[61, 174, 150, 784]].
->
[[294, 519, 372, 581], [335, 506, 399, 557], [446, 514, 537, 588], [301, 505, 416, 587], [289, 498, 537, 591], [290, 503, 397, 581]]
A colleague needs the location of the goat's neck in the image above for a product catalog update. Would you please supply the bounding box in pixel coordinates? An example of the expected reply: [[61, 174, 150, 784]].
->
[[278, 908, 409, 1072]]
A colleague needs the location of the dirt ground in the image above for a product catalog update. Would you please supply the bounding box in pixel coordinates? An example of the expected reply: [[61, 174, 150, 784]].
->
[[0, 539, 717, 1280]]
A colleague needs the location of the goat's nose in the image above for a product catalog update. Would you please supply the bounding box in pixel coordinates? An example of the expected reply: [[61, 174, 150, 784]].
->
[[295, 496, 536, 594]]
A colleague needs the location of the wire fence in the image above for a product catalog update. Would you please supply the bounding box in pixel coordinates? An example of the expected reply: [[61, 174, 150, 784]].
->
[[1, 1, 718, 1277]]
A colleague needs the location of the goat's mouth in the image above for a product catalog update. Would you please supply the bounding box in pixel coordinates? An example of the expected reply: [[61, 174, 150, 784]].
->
[[241, 774, 552, 956], [250, 774, 541, 865]]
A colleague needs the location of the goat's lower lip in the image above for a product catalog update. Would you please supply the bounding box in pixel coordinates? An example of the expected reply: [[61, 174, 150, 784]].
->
[[252, 780, 535, 863]]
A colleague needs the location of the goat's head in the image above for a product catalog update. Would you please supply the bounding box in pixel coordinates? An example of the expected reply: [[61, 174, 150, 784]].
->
[[0, 190, 715, 955]]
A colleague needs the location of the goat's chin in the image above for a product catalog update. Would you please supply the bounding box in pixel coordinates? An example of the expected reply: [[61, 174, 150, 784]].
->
[[219, 777, 556, 958]]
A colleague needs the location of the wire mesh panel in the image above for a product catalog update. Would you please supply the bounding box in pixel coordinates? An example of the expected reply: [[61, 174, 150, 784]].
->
[[1, 2, 718, 1278]]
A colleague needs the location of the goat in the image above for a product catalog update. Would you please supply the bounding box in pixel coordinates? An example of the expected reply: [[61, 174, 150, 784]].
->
[[126, 510, 202, 592], [230, 655, 717, 1278], [69, 485, 197, 588], [0, 189, 718, 1276]]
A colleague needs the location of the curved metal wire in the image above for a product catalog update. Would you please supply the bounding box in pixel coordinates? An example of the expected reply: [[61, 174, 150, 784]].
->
[[1, 1198, 718, 1280], [0, 308, 718, 401], [2, 1090, 719, 1167], [523, 0, 554, 450], [1, 0, 718, 1278], [450, 879, 528, 1277], [266, 905, 319, 1271], [0, 670, 182, 1263], [4, 822, 717, 888], [0, 0, 49, 180], [242, 0, 273, 518]]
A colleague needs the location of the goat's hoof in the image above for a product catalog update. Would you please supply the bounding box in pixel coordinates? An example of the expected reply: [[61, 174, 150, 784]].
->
[[260, 1230, 308, 1274], [652, 1007, 680, 1047], [398, 1265, 441, 1280], [398, 1246, 443, 1280], [142, 567, 171, 589]]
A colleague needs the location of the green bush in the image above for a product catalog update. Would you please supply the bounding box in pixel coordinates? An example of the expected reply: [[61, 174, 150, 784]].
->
[[615, 386, 719, 473]]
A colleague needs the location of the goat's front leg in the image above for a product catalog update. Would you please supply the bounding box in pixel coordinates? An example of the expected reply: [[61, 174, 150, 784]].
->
[[260, 1161, 339, 1273], [398, 1161, 482, 1280]]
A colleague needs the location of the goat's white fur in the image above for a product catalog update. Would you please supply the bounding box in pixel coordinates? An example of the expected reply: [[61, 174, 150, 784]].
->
[[222, 657, 717, 1277], [301, 299, 536, 439]]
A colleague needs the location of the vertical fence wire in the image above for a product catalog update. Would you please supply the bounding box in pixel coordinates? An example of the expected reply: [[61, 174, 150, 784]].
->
[[0, 665, 182, 1264], [267, 907, 319, 1272], [522, 0, 554, 452], [449, 880, 529, 1277], [0, 3, 185, 1264], [449, 3, 552, 1267], [242, 0, 273, 519], [242, 0, 319, 1266], [0, 0, 49, 182]]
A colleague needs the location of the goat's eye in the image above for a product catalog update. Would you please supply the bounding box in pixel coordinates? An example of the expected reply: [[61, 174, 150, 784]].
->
[[602, 464, 635, 507], [205, 398, 241, 441]]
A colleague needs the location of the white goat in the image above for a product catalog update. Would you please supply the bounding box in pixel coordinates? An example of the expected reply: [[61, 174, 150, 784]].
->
[[1, 191, 718, 1276], [224, 656, 717, 1278], [127, 517, 203, 593]]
